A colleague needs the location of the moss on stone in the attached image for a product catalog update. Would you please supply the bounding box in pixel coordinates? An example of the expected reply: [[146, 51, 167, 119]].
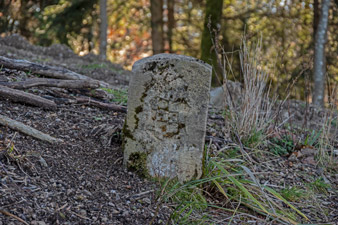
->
[[122, 118, 135, 153], [134, 106, 143, 130], [127, 152, 149, 177]]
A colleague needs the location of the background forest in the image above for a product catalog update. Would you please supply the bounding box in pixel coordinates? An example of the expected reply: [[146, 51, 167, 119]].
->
[[0, 0, 337, 105]]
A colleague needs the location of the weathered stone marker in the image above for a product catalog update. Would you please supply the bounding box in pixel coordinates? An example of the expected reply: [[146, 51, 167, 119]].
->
[[123, 53, 212, 182]]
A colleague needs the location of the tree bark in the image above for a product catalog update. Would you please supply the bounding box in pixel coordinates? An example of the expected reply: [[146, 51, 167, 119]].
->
[[0, 78, 100, 89], [200, 0, 224, 87], [313, 0, 319, 40], [0, 85, 57, 110], [150, 0, 164, 54], [0, 114, 62, 144], [313, 0, 330, 106], [99, 0, 108, 60], [0, 56, 110, 87], [167, 0, 175, 53], [75, 96, 127, 113]]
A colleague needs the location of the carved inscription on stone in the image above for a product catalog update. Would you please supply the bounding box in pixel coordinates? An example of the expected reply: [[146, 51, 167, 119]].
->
[[123, 54, 212, 182]]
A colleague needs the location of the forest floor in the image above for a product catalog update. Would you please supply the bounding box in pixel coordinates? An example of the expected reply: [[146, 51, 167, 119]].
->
[[0, 35, 337, 225]]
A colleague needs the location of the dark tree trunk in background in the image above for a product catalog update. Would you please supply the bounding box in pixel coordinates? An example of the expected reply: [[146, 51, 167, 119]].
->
[[151, 0, 164, 54], [313, 0, 330, 106], [99, 0, 108, 60], [313, 0, 319, 39], [18, 0, 30, 39], [167, 0, 175, 53], [200, 0, 224, 87]]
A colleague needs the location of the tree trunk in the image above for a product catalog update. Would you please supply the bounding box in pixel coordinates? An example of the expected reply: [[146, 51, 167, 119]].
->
[[200, 0, 224, 87], [99, 0, 108, 60], [150, 0, 164, 54], [313, 0, 330, 106], [313, 0, 319, 39], [18, 0, 30, 39], [167, 0, 175, 53]]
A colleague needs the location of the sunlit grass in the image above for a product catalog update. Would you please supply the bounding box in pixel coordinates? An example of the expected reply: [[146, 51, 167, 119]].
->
[[155, 153, 309, 224], [101, 88, 128, 105]]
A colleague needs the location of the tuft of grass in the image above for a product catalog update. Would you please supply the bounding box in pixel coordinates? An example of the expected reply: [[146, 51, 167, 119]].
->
[[269, 135, 296, 156], [81, 63, 107, 70], [81, 63, 124, 73], [316, 84, 337, 167], [154, 150, 308, 224], [303, 129, 322, 147], [219, 38, 278, 150], [241, 128, 263, 148], [280, 186, 307, 202], [101, 88, 128, 105], [307, 177, 331, 194]]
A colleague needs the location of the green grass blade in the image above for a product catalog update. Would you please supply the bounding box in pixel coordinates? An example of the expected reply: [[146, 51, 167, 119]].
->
[[212, 161, 269, 214], [264, 186, 309, 221]]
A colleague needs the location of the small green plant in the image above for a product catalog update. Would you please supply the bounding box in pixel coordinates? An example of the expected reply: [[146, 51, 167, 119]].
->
[[303, 130, 321, 147], [241, 129, 263, 148], [93, 116, 103, 121], [81, 63, 124, 73], [307, 177, 331, 194], [157, 153, 308, 224], [280, 186, 307, 202], [101, 88, 128, 105], [269, 135, 295, 156], [81, 63, 107, 70], [25, 69, 32, 76], [154, 178, 209, 225]]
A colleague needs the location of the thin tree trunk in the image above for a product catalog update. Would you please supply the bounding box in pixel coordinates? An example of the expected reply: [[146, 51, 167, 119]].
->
[[167, 0, 175, 53], [313, 0, 330, 106], [200, 0, 224, 87], [313, 0, 319, 39], [150, 0, 164, 54], [99, 0, 108, 60]]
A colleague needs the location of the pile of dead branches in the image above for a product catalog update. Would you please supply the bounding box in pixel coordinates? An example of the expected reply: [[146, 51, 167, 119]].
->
[[0, 56, 126, 144]]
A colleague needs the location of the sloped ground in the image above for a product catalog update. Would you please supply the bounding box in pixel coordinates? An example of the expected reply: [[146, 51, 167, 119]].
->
[[0, 35, 169, 224], [0, 35, 337, 224], [0, 98, 170, 225], [0, 34, 131, 87]]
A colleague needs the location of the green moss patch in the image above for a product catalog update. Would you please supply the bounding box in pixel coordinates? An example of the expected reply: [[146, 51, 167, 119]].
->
[[127, 152, 149, 177]]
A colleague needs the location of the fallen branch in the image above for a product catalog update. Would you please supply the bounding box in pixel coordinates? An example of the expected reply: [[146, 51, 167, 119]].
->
[[0, 114, 63, 144], [0, 78, 100, 89], [0, 56, 110, 87], [0, 85, 57, 110], [75, 97, 127, 113], [72, 88, 108, 99]]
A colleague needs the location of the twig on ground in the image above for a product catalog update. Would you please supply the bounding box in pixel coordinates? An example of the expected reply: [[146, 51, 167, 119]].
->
[[0, 209, 29, 225], [0, 114, 63, 144], [0, 56, 110, 87], [0, 85, 57, 110], [0, 78, 100, 89]]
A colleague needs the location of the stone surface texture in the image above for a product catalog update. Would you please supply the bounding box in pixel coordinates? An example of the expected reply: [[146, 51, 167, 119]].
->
[[124, 53, 212, 182], [209, 81, 243, 109]]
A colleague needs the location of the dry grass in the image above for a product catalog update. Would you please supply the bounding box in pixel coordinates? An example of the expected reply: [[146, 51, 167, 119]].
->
[[221, 38, 277, 145], [317, 84, 338, 167]]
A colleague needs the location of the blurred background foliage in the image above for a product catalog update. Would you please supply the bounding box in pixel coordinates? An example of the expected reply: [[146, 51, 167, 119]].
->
[[0, 0, 337, 102]]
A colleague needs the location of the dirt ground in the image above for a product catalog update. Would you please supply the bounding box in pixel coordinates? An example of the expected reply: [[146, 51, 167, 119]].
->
[[0, 35, 337, 224], [0, 35, 170, 224]]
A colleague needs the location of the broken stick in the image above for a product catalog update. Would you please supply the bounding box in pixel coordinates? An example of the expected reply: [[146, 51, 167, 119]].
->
[[0, 56, 110, 87], [0, 114, 63, 144], [0, 85, 57, 110], [0, 78, 100, 89], [75, 96, 127, 113]]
